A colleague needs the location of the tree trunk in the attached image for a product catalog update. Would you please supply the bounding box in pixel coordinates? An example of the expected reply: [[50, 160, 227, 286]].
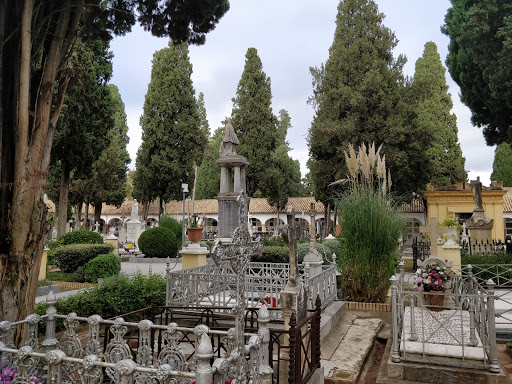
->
[[143, 200, 150, 222], [76, 202, 82, 228], [94, 204, 102, 230], [325, 203, 331, 236], [57, 163, 70, 238], [159, 199, 163, 222], [191, 164, 198, 214], [83, 198, 90, 229], [0, 0, 82, 330]]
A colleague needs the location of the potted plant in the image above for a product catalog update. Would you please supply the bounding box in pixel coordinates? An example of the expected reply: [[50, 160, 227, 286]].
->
[[187, 215, 203, 243], [439, 218, 461, 245], [416, 262, 452, 311]]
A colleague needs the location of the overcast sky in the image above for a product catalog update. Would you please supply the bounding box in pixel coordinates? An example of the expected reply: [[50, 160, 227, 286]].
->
[[110, 0, 495, 187]]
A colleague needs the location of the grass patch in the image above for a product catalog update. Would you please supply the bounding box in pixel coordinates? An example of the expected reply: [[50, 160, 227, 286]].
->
[[47, 271, 82, 282]]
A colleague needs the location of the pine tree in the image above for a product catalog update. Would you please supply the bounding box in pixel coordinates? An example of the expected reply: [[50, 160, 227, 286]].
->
[[308, 0, 427, 201], [231, 48, 278, 196], [412, 42, 465, 186], [491, 143, 512, 187], [134, 42, 207, 216], [196, 127, 223, 200]]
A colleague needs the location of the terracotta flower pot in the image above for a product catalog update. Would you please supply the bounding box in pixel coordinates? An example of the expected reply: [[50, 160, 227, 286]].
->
[[428, 292, 444, 312], [187, 227, 203, 242]]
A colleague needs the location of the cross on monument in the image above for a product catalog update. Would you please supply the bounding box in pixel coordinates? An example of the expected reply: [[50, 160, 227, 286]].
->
[[211, 191, 263, 382], [282, 206, 299, 288], [94, 221, 100, 233], [419, 217, 448, 258]]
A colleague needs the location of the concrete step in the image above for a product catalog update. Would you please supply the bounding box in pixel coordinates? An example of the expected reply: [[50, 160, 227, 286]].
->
[[321, 314, 383, 384]]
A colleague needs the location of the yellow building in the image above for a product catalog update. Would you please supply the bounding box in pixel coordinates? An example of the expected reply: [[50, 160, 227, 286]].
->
[[423, 182, 507, 241]]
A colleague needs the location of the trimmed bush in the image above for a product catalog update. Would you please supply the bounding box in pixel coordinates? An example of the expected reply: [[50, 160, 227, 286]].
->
[[252, 246, 289, 263], [58, 229, 103, 246], [263, 236, 286, 247], [138, 227, 178, 258], [34, 271, 166, 332], [322, 240, 342, 260], [461, 254, 512, 284], [55, 243, 114, 273], [46, 240, 59, 265], [297, 242, 334, 264], [84, 254, 121, 282], [159, 215, 183, 248]]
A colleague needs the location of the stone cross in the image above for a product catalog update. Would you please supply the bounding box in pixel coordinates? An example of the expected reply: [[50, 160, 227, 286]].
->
[[309, 202, 317, 248], [282, 206, 298, 288], [419, 217, 448, 258], [94, 221, 100, 232], [211, 191, 263, 382]]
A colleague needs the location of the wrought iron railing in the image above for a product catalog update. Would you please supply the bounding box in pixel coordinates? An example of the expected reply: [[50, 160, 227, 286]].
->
[[0, 292, 273, 384], [461, 239, 508, 256], [390, 262, 499, 373], [412, 237, 431, 270]]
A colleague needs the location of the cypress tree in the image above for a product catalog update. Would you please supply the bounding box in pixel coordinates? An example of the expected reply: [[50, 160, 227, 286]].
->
[[308, 0, 427, 200], [134, 42, 207, 215], [230, 48, 278, 196], [491, 143, 512, 187], [412, 42, 465, 187]]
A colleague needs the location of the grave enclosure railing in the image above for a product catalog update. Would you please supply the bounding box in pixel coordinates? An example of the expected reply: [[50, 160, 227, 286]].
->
[[166, 260, 337, 312], [390, 262, 500, 373], [0, 293, 274, 384]]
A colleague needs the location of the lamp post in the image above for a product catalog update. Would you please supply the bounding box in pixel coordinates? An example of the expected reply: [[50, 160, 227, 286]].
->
[[181, 183, 189, 248]]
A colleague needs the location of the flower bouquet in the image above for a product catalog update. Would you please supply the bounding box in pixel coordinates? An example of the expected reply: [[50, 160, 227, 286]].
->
[[416, 262, 452, 311], [261, 295, 279, 308]]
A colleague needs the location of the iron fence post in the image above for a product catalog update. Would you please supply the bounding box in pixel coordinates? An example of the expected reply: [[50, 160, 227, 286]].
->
[[467, 265, 478, 346], [390, 275, 400, 362], [115, 359, 137, 384], [314, 295, 322, 368], [194, 325, 214, 384], [486, 279, 500, 373], [288, 311, 297, 384], [257, 304, 273, 383], [45, 349, 66, 383]]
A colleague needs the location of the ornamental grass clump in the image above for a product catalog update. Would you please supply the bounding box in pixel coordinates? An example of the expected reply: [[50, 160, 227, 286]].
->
[[337, 143, 405, 303]]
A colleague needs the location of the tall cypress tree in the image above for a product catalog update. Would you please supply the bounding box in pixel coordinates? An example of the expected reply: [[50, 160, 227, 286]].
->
[[308, 0, 427, 200], [134, 42, 206, 216], [412, 42, 465, 187], [231, 48, 278, 196], [491, 143, 512, 187]]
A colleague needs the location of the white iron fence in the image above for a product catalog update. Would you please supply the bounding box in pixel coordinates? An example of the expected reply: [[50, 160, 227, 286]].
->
[[390, 262, 499, 373], [0, 292, 273, 384], [166, 260, 338, 312]]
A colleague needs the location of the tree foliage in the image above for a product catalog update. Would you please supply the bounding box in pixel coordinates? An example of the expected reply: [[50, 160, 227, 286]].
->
[[0, 0, 229, 325], [442, 0, 512, 145], [134, 42, 207, 214], [491, 143, 512, 187], [412, 42, 465, 186], [230, 48, 278, 197], [308, 0, 427, 202], [196, 127, 223, 200]]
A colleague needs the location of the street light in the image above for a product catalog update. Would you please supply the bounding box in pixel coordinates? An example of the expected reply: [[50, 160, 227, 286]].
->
[[181, 183, 189, 248]]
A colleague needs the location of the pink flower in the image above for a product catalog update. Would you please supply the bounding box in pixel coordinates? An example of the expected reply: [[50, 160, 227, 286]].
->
[[416, 277, 423, 283], [418, 286, 424, 292]]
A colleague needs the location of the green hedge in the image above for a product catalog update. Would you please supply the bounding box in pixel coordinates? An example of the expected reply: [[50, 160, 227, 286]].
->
[[55, 243, 114, 273], [84, 254, 121, 282], [159, 215, 183, 248], [46, 240, 59, 265], [251, 246, 289, 263], [34, 271, 166, 332], [462, 253, 512, 284], [58, 230, 103, 246], [138, 227, 178, 258]]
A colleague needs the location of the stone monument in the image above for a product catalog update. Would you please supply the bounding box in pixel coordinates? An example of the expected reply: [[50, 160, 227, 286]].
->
[[126, 199, 144, 246], [216, 120, 249, 240], [466, 177, 493, 244], [303, 202, 323, 277], [279, 206, 309, 383]]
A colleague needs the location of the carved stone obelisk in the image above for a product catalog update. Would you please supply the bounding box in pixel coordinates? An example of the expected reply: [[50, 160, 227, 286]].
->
[[216, 121, 249, 240]]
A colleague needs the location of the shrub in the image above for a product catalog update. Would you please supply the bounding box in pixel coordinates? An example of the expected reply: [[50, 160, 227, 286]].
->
[[84, 254, 121, 282], [252, 246, 289, 263], [138, 227, 178, 258], [55, 243, 114, 273], [297, 242, 332, 264], [34, 271, 166, 332], [322, 239, 342, 260], [159, 215, 183, 248], [57, 230, 103, 246], [46, 240, 59, 265], [263, 236, 286, 247]]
